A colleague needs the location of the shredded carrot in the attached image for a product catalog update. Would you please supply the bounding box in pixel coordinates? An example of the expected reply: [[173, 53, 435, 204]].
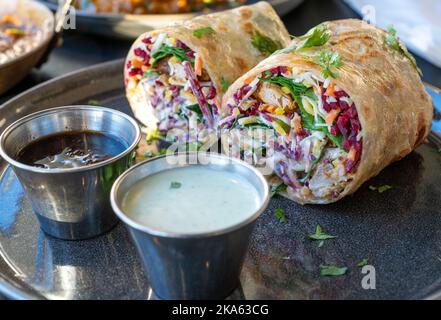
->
[[266, 105, 276, 113], [347, 147, 357, 161], [131, 59, 143, 69], [325, 82, 335, 97], [141, 65, 149, 72], [292, 113, 302, 133], [244, 76, 254, 85], [195, 55, 203, 76], [325, 108, 341, 125], [213, 98, 221, 109]]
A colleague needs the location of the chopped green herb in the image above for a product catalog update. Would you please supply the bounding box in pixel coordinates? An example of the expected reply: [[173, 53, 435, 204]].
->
[[282, 256, 291, 260], [170, 181, 182, 189], [320, 265, 347, 277], [141, 71, 159, 79], [271, 183, 287, 198], [385, 26, 422, 76], [297, 24, 330, 51], [193, 26, 216, 39], [152, 44, 194, 66], [251, 30, 283, 55], [356, 258, 369, 268], [221, 77, 231, 93], [308, 225, 337, 247], [274, 208, 287, 224], [305, 50, 343, 79], [369, 185, 392, 193], [183, 104, 214, 125], [88, 99, 101, 106]]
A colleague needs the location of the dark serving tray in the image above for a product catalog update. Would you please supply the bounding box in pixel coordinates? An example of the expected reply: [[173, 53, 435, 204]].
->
[[0, 60, 440, 300]]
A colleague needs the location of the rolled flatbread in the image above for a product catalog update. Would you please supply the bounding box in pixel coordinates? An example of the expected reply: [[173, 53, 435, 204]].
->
[[124, 1, 290, 142], [219, 19, 433, 204]]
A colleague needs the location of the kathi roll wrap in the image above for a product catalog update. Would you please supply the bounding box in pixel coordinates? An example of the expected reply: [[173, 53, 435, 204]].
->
[[219, 19, 433, 204], [125, 1, 290, 145]]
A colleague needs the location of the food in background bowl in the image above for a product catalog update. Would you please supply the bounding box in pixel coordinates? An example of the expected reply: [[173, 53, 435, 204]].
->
[[0, 0, 54, 95], [73, 0, 246, 14], [0, 14, 44, 65]]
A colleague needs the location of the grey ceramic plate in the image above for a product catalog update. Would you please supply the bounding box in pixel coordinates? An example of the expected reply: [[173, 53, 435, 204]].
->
[[38, 0, 304, 39], [0, 59, 441, 300]]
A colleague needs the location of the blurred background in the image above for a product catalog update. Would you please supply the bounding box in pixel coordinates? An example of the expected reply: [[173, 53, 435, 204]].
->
[[1, 0, 441, 104]]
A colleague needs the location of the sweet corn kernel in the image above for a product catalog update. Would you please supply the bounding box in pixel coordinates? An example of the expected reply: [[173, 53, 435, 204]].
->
[[274, 107, 285, 115], [281, 87, 291, 95]]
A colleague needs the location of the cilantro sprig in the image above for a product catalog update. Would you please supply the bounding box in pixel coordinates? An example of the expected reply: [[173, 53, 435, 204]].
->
[[385, 26, 422, 76], [305, 50, 343, 79], [170, 181, 182, 189], [251, 30, 283, 55], [221, 77, 231, 93], [274, 208, 287, 224], [275, 24, 330, 55], [356, 258, 369, 268], [320, 265, 347, 276], [152, 44, 194, 66], [308, 225, 337, 248], [271, 183, 287, 198], [369, 185, 392, 193], [297, 24, 330, 51], [141, 71, 159, 79], [193, 27, 216, 39]]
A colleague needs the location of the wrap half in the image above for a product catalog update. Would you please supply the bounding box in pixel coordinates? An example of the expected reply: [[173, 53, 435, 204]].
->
[[220, 19, 433, 204], [124, 1, 290, 143]]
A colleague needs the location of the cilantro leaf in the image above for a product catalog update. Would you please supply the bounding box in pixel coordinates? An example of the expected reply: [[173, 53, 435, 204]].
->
[[141, 71, 159, 79], [274, 208, 287, 224], [193, 27, 216, 39], [221, 77, 231, 93], [296, 24, 330, 51], [320, 265, 347, 276], [271, 183, 287, 198], [88, 99, 101, 106], [152, 44, 194, 66], [369, 185, 392, 193], [305, 50, 343, 79], [308, 225, 337, 246], [251, 30, 283, 55], [385, 26, 422, 76], [356, 258, 369, 268], [170, 181, 182, 189], [183, 104, 214, 125]]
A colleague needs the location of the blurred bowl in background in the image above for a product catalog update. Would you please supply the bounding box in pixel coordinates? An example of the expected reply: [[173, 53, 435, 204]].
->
[[38, 0, 303, 40], [0, 0, 54, 95]]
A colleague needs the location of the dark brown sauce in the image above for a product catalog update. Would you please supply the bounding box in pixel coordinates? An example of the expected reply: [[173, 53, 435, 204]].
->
[[16, 131, 127, 169]]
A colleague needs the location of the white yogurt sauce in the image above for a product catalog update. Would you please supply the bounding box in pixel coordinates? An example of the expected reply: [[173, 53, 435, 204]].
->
[[122, 166, 261, 234]]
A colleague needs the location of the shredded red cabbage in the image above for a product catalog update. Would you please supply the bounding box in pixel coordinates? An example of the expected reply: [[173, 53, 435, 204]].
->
[[183, 61, 214, 128]]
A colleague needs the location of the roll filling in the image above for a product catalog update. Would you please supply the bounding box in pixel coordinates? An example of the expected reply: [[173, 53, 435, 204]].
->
[[126, 34, 217, 142], [221, 67, 363, 201]]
